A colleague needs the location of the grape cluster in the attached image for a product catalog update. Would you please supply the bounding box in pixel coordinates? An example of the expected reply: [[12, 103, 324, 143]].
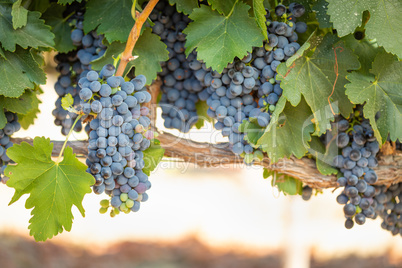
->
[[373, 183, 402, 236], [198, 2, 306, 162], [53, 6, 106, 135], [0, 112, 21, 184], [332, 114, 381, 229], [78, 64, 153, 216], [150, 1, 204, 132]]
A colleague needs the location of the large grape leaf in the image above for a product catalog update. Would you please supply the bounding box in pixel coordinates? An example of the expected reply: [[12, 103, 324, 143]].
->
[[142, 140, 165, 176], [312, 0, 332, 28], [342, 35, 384, 75], [84, 0, 134, 43], [245, 0, 268, 40], [345, 52, 402, 144], [5, 137, 95, 242], [327, 0, 402, 57], [18, 90, 42, 130], [255, 98, 314, 163], [124, 28, 169, 85], [0, 5, 54, 52], [42, 3, 75, 53], [169, 0, 199, 15], [277, 33, 360, 135], [0, 47, 47, 97], [184, 2, 264, 73], [11, 0, 28, 29]]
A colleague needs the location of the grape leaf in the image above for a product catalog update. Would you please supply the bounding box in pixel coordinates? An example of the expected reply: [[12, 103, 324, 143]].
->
[[169, 0, 199, 15], [0, 103, 6, 129], [28, 0, 51, 13], [184, 2, 264, 72], [277, 33, 360, 135], [195, 100, 212, 129], [342, 35, 384, 75], [5, 137, 95, 242], [0, 47, 47, 97], [327, 0, 402, 57], [345, 52, 402, 143], [245, 0, 268, 40], [239, 117, 264, 146], [11, 0, 28, 29], [308, 136, 338, 176], [124, 28, 169, 85], [0, 5, 54, 51], [255, 98, 314, 163], [142, 140, 165, 176], [91, 41, 125, 71], [312, 0, 332, 28], [18, 90, 41, 130], [207, 0, 236, 15], [264, 169, 303, 195], [84, 0, 134, 43], [42, 3, 75, 53], [0, 90, 36, 116], [57, 0, 82, 5]]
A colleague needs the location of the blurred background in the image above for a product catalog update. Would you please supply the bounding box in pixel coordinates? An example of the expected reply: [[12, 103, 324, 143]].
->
[[0, 59, 401, 268]]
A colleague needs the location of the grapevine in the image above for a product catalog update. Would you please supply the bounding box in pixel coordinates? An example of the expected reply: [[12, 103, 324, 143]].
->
[[0, 0, 400, 242]]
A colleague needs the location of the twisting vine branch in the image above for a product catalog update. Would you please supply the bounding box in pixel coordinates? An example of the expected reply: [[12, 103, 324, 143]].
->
[[115, 0, 159, 77]]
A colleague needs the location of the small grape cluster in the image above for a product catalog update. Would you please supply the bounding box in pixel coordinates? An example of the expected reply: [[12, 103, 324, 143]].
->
[[150, 1, 204, 132], [53, 5, 106, 135], [373, 183, 402, 236], [332, 113, 380, 229], [78, 64, 153, 216], [196, 2, 306, 163], [0, 112, 21, 184]]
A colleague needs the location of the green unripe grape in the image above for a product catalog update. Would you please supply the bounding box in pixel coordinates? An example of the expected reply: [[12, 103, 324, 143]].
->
[[124, 209, 130, 214], [99, 207, 108, 214], [120, 193, 128, 202], [264, 44, 273, 51], [126, 199, 134, 208], [244, 153, 254, 164], [356, 206, 362, 214], [269, 78, 275, 84], [254, 150, 264, 161], [100, 199, 109, 208], [110, 210, 116, 218], [240, 152, 246, 158], [114, 207, 120, 215], [120, 203, 128, 212], [269, 105, 276, 112]]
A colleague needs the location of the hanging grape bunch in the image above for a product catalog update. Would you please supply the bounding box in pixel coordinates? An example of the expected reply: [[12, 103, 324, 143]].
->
[[0, 112, 20, 184], [78, 64, 153, 216]]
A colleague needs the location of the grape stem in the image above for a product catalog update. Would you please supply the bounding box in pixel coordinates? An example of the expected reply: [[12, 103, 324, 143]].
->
[[115, 0, 160, 77], [56, 114, 83, 163]]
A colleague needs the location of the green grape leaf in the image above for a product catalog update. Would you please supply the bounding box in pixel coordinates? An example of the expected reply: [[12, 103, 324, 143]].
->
[[57, 0, 82, 5], [42, 3, 75, 53], [262, 168, 270, 179], [345, 52, 402, 143], [195, 100, 212, 129], [5, 137, 95, 242], [169, 0, 199, 15], [19, 90, 42, 130], [11, 0, 28, 29], [308, 136, 338, 176], [207, 0, 236, 15], [0, 47, 47, 97], [84, 0, 134, 43], [0, 46, 5, 58], [312, 0, 332, 28], [1, 90, 36, 115], [342, 35, 384, 75], [28, 0, 51, 13], [0, 5, 54, 51], [256, 98, 314, 163], [91, 41, 125, 71], [245, 0, 268, 40], [184, 2, 264, 73], [327, 0, 402, 57], [239, 117, 264, 146], [142, 141, 165, 176], [124, 28, 169, 85], [61, 93, 77, 113], [272, 173, 303, 196], [277, 33, 360, 135], [0, 102, 6, 129]]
